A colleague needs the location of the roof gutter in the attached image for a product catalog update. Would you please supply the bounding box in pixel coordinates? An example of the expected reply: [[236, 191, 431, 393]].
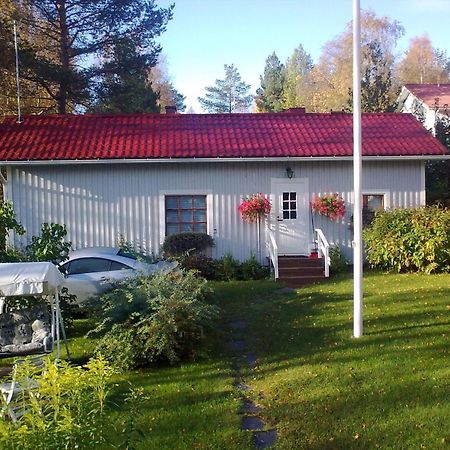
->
[[1, 154, 450, 166]]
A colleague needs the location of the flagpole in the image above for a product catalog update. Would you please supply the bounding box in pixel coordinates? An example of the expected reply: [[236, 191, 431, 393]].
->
[[353, 0, 363, 337]]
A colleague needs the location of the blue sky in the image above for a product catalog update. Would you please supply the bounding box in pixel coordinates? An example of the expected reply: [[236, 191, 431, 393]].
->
[[157, 0, 450, 111]]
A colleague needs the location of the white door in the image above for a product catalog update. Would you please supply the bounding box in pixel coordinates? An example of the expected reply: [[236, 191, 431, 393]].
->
[[271, 178, 310, 255]]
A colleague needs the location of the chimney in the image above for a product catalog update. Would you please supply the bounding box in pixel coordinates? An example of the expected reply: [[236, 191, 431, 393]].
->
[[284, 107, 305, 114], [165, 105, 177, 114]]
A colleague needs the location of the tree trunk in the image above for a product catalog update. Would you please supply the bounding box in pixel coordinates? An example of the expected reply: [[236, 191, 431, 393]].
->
[[57, 0, 69, 115]]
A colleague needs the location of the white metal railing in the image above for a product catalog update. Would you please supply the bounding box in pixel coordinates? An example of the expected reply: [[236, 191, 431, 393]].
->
[[265, 228, 279, 279], [315, 228, 330, 277]]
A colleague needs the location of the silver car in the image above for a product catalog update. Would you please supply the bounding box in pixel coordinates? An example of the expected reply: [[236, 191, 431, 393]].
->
[[59, 247, 176, 304]]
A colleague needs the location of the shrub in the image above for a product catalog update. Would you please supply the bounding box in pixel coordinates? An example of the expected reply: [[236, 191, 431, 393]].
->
[[0, 355, 114, 450], [91, 270, 219, 369], [161, 232, 214, 257], [0, 201, 25, 258], [363, 206, 450, 273], [240, 253, 269, 280], [216, 252, 241, 281], [180, 253, 218, 279], [27, 222, 71, 264], [329, 245, 349, 274]]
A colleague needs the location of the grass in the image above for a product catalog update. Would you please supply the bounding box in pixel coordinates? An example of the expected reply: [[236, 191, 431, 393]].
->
[[1, 273, 448, 449], [219, 272, 450, 449]]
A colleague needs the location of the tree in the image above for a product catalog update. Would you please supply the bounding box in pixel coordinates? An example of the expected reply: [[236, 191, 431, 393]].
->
[[282, 44, 314, 110], [0, 0, 173, 114], [198, 64, 253, 113], [91, 37, 159, 114], [397, 34, 450, 84], [426, 117, 450, 205], [312, 10, 404, 112], [347, 40, 396, 112], [0, 0, 57, 115], [255, 52, 285, 112], [147, 55, 186, 112]]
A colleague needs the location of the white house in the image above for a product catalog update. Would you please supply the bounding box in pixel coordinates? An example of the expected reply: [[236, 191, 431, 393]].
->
[[0, 110, 448, 271], [397, 84, 450, 134]]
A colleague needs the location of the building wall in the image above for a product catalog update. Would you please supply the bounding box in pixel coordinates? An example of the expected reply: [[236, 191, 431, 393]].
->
[[6, 160, 425, 261]]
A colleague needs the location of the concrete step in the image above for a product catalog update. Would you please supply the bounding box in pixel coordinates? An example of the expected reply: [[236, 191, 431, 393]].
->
[[278, 266, 324, 277], [278, 256, 324, 268], [278, 275, 326, 288]]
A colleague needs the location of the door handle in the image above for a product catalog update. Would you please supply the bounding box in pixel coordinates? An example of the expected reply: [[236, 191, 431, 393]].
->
[[277, 216, 283, 222]]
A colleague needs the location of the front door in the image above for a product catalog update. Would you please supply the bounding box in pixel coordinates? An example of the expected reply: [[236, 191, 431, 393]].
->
[[271, 178, 310, 255]]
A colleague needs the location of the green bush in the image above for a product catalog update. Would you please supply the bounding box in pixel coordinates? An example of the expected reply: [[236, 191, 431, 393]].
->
[[0, 201, 25, 261], [329, 245, 350, 274], [0, 355, 114, 450], [216, 252, 241, 281], [27, 223, 71, 264], [180, 253, 219, 279], [92, 270, 219, 369], [240, 253, 269, 280], [161, 232, 214, 256], [363, 206, 450, 273]]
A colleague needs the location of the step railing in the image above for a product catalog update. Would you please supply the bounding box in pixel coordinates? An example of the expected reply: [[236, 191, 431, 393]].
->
[[314, 228, 330, 277], [265, 228, 279, 280]]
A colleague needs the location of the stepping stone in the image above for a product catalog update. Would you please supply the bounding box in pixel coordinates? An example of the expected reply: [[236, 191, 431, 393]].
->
[[234, 381, 252, 391], [254, 430, 277, 448], [227, 320, 248, 330], [241, 415, 265, 430], [245, 353, 257, 367], [226, 340, 247, 353], [242, 398, 263, 414]]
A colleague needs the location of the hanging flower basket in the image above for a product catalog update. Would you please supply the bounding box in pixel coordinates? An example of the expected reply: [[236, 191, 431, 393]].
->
[[311, 193, 346, 221], [238, 193, 271, 223]]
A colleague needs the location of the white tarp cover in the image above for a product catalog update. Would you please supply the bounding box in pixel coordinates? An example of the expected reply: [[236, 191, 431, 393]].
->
[[0, 262, 65, 297]]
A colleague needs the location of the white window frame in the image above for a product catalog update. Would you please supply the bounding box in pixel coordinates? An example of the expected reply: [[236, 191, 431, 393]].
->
[[159, 189, 213, 242], [362, 190, 390, 210]]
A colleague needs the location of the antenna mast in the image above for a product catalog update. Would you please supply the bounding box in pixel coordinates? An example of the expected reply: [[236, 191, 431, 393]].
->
[[13, 19, 22, 123]]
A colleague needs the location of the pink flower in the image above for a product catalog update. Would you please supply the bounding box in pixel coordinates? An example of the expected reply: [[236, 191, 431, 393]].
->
[[311, 193, 345, 221]]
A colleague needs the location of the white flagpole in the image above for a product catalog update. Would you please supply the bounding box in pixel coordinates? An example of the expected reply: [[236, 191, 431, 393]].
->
[[353, 0, 363, 337]]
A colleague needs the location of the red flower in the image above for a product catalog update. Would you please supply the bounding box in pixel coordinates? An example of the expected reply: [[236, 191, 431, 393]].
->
[[238, 193, 271, 223], [311, 193, 345, 221]]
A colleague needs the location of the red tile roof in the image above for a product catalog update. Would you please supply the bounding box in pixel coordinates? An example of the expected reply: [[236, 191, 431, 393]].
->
[[0, 111, 447, 162], [404, 84, 450, 110]]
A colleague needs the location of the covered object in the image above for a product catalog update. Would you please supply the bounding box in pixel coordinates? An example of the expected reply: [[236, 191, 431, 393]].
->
[[0, 262, 69, 358]]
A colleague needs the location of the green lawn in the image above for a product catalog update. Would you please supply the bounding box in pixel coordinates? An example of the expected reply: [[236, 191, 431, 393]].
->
[[3, 273, 448, 449], [221, 272, 449, 449]]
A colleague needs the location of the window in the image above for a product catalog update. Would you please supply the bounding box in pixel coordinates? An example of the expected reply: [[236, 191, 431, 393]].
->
[[165, 195, 207, 235], [363, 194, 384, 227], [282, 192, 297, 219], [64, 258, 131, 275]]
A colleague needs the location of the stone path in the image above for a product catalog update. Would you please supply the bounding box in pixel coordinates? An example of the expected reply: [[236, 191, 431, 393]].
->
[[225, 319, 277, 449]]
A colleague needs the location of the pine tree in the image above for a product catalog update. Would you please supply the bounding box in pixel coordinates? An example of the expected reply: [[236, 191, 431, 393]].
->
[[92, 37, 159, 114], [255, 52, 285, 112], [0, 0, 173, 114], [198, 64, 253, 113], [282, 44, 314, 110]]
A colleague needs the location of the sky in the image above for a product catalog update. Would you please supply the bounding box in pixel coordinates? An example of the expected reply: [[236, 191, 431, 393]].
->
[[156, 0, 450, 112]]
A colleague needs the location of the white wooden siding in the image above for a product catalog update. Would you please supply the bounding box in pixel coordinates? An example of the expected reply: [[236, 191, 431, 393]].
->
[[6, 160, 425, 261]]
